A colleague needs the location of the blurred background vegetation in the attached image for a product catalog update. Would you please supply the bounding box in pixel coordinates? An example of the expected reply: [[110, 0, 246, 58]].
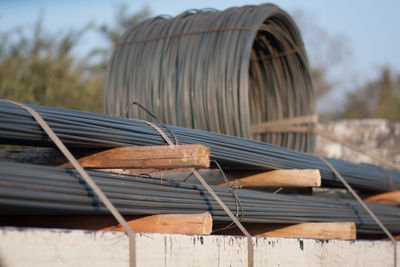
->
[[0, 4, 399, 119], [0, 5, 150, 114]]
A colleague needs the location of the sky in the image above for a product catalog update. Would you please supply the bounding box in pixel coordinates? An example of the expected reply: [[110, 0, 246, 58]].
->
[[1, 0, 399, 109]]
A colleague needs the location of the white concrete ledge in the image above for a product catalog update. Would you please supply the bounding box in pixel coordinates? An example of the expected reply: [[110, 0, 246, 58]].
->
[[0, 227, 398, 267]]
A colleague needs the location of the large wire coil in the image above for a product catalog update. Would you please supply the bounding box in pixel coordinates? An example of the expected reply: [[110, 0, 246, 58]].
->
[[104, 4, 316, 152]]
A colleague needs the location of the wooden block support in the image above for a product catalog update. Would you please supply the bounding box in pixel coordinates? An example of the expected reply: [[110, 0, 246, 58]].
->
[[61, 145, 210, 169], [1, 213, 213, 235], [364, 191, 400, 205], [255, 222, 356, 240], [218, 169, 321, 187], [251, 114, 318, 134], [101, 213, 212, 235], [218, 222, 356, 240]]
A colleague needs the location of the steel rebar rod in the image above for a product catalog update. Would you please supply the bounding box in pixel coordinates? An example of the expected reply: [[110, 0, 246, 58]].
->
[[0, 100, 399, 192], [0, 161, 399, 235]]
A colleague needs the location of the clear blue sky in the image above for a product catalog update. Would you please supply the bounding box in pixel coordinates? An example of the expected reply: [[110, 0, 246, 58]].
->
[[1, 0, 399, 108]]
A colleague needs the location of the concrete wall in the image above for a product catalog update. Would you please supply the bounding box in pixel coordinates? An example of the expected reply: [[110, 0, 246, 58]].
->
[[0, 227, 398, 267], [316, 119, 400, 167]]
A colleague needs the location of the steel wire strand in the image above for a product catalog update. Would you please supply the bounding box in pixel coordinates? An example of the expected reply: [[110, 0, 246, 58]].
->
[[0, 100, 399, 191], [104, 4, 315, 153], [1, 161, 400, 234]]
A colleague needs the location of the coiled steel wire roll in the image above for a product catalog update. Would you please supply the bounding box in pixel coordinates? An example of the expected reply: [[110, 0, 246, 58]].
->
[[104, 4, 316, 153]]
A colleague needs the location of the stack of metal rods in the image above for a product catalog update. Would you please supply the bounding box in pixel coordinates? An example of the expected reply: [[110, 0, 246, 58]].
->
[[0, 161, 399, 235], [0, 100, 399, 192], [104, 4, 316, 153]]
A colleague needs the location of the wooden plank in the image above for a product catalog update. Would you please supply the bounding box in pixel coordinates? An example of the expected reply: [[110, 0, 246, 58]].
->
[[255, 222, 356, 240], [60, 145, 210, 169], [251, 114, 318, 134], [365, 191, 400, 205], [1, 213, 212, 235], [217, 169, 321, 187], [217, 222, 356, 240], [101, 213, 212, 235]]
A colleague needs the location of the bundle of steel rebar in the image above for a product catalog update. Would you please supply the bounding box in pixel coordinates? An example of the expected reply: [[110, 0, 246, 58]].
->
[[0, 100, 398, 192], [0, 161, 399, 235], [104, 4, 316, 153]]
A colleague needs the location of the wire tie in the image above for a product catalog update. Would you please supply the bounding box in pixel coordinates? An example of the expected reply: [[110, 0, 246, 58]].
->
[[6, 100, 138, 267], [319, 155, 397, 266]]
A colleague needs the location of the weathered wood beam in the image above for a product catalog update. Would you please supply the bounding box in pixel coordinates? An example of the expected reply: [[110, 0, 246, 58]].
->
[[364, 191, 400, 205], [218, 222, 356, 240], [101, 213, 212, 235], [60, 145, 210, 169], [217, 169, 321, 188], [0, 145, 210, 169], [0, 213, 213, 235], [251, 114, 318, 134]]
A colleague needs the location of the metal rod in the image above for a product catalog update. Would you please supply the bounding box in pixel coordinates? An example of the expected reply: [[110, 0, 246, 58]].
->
[[1, 161, 400, 235], [0, 100, 399, 192]]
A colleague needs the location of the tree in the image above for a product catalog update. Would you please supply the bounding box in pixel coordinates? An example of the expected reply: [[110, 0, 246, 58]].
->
[[341, 67, 400, 119], [0, 18, 103, 113], [292, 10, 352, 101], [0, 5, 151, 114]]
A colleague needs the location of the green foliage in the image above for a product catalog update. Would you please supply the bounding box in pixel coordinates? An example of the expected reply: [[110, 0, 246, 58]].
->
[[0, 5, 151, 114], [0, 19, 103, 113], [341, 68, 400, 120], [311, 67, 333, 99]]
